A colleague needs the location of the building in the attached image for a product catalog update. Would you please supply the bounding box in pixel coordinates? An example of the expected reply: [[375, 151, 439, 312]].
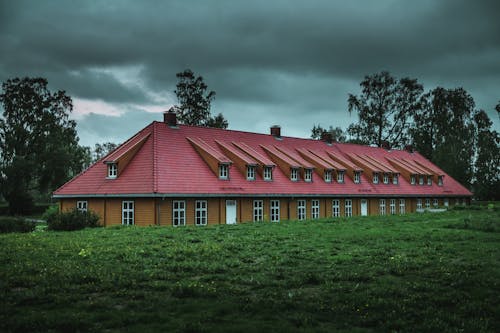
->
[[53, 111, 472, 226]]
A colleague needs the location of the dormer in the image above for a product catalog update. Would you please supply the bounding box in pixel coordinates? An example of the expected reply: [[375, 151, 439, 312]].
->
[[326, 150, 363, 184], [188, 137, 233, 180], [274, 145, 315, 182], [387, 157, 427, 186], [216, 140, 258, 181], [107, 162, 117, 179], [347, 153, 381, 184], [296, 148, 342, 183], [261, 145, 303, 181], [232, 142, 276, 181]]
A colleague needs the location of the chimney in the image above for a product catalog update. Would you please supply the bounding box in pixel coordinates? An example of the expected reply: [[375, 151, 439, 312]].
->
[[164, 107, 177, 127], [270, 125, 281, 138], [404, 144, 414, 153], [321, 131, 333, 145], [381, 140, 390, 150]]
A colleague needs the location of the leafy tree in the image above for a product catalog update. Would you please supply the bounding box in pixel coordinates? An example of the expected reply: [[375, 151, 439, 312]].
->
[[473, 110, 500, 200], [0, 77, 85, 214], [347, 71, 423, 148], [92, 142, 118, 162], [411, 87, 476, 187], [174, 69, 228, 128], [311, 125, 346, 142]]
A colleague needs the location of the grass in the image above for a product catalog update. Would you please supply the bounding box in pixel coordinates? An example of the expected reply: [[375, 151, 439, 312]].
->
[[1, 209, 499, 332]]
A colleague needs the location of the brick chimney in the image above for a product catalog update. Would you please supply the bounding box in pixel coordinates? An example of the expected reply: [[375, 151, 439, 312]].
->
[[381, 140, 390, 150], [404, 144, 414, 153], [164, 108, 177, 127], [270, 125, 281, 138], [321, 132, 333, 145]]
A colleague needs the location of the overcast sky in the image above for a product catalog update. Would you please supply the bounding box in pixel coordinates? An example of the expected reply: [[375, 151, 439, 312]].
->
[[1, 0, 499, 146]]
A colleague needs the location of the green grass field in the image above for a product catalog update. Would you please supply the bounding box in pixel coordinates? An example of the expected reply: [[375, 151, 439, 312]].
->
[[1, 208, 499, 332]]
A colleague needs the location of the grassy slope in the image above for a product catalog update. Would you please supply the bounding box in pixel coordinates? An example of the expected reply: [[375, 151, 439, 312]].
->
[[1, 209, 499, 333]]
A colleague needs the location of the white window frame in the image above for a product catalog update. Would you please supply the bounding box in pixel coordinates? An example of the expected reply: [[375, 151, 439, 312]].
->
[[379, 199, 386, 215], [337, 171, 345, 183], [297, 200, 306, 220], [383, 173, 389, 184], [392, 174, 399, 185], [107, 163, 117, 179], [311, 199, 320, 219], [438, 176, 443, 186], [264, 166, 273, 181], [270, 200, 280, 222], [253, 200, 263, 222], [354, 171, 361, 184], [290, 168, 299, 181], [195, 200, 207, 226], [332, 199, 340, 217], [246, 165, 256, 180], [219, 164, 229, 180], [173, 200, 186, 226], [76, 200, 88, 212], [304, 169, 312, 182], [425, 198, 430, 208], [455, 198, 460, 205], [122, 201, 134, 225], [399, 199, 405, 214], [373, 172, 379, 184], [419, 175, 424, 185], [345, 199, 352, 217], [417, 198, 423, 209], [410, 175, 416, 185], [427, 176, 432, 186], [444, 198, 449, 207], [324, 170, 332, 183], [390, 199, 396, 215], [433, 198, 439, 207]]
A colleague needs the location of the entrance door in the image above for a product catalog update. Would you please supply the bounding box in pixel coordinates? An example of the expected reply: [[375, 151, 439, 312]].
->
[[226, 200, 237, 224], [360, 199, 368, 216]]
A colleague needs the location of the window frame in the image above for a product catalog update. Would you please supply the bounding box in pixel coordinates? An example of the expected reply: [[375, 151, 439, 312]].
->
[[290, 168, 299, 181], [417, 198, 423, 209], [399, 199, 405, 214], [122, 201, 134, 225], [246, 165, 256, 181], [219, 164, 229, 180], [353, 171, 361, 184], [297, 199, 306, 220], [76, 200, 88, 212], [390, 199, 396, 215], [270, 200, 280, 222], [379, 199, 386, 215], [253, 200, 263, 222], [427, 176, 432, 186], [345, 199, 352, 217], [419, 175, 424, 185], [332, 199, 340, 217], [410, 175, 416, 185], [373, 172, 379, 184], [433, 198, 439, 207], [311, 199, 320, 219], [195, 200, 207, 226], [324, 170, 332, 183], [107, 163, 118, 179], [304, 169, 312, 182], [383, 173, 389, 184], [438, 176, 443, 186], [425, 198, 430, 208], [263, 166, 273, 181], [392, 174, 399, 185], [337, 171, 345, 183], [173, 200, 186, 226]]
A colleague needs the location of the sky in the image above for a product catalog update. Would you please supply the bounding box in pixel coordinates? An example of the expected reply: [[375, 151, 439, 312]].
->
[[1, 0, 499, 147]]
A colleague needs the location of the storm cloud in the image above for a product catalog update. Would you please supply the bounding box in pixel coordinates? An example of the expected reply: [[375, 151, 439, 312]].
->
[[1, 0, 499, 146]]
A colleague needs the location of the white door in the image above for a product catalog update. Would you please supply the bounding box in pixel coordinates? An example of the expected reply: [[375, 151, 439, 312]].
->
[[360, 199, 368, 216], [226, 200, 237, 224]]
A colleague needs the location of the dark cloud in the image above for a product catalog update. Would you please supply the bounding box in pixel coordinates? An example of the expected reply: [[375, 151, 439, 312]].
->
[[1, 0, 499, 145]]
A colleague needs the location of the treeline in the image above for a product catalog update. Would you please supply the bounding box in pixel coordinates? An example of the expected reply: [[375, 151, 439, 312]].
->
[[312, 71, 500, 200]]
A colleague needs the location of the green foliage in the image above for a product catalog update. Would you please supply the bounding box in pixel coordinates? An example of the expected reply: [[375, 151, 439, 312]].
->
[[41, 204, 59, 221], [0, 217, 35, 233], [46, 208, 100, 231], [1, 210, 499, 332], [310, 124, 346, 142]]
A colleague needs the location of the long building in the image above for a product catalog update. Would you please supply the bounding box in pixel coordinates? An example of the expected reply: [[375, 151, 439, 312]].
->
[[53, 111, 472, 226]]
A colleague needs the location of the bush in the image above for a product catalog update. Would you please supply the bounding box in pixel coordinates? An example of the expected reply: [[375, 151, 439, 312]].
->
[[0, 217, 36, 233], [47, 209, 101, 231], [42, 204, 59, 221]]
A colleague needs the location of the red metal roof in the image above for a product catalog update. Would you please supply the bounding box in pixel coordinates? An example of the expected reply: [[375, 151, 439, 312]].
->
[[53, 121, 472, 198]]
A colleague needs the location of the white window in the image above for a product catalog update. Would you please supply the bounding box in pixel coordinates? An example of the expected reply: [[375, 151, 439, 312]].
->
[[399, 199, 405, 214], [324, 170, 332, 183], [455, 198, 460, 205], [264, 166, 273, 181], [122, 201, 134, 225], [438, 176, 443, 186], [383, 173, 389, 184], [304, 169, 312, 182], [270, 200, 280, 222], [417, 198, 423, 209], [345, 199, 352, 217], [411, 175, 416, 185], [311, 200, 320, 219], [246, 166, 256, 180], [379, 199, 386, 215], [219, 164, 228, 179], [425, 198, 430, 208], [373, 172, 379, 184], [444, 198, 449, 207], [354, 171, 361, 184], [390, 199, 396, 215], [427, 176, 432, 186], [76, 201, 88, 212], [253, 200, 263, 222], [433, 198, 438, 207], [462, 198, 466, 205], [173, 200, 186, 226], [392, 174, 399, 185], [195, 200, 207, 226], [290, 168, 299, 181], [107, 163, 117, 178], [332, 199, 340, 217], [419, 175, 424, 185], [337, 171, 345, 183], [297, 200, 306, 220]]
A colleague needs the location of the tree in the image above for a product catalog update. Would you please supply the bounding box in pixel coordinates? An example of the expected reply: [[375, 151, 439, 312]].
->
[[174, 69, 228, 128], [411, 87, 476, 187], [0, 77, 85, 214], [311, 125, 346, 142], [347, 71, 423, 148], [92, 142, 118, 162], [473, 110, 500, 200]]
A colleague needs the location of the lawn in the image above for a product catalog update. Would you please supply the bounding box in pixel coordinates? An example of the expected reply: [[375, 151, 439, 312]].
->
[[1, 208, 499, 332]]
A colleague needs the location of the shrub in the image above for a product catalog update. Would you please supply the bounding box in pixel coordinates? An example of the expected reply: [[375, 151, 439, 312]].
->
[[0, 217, 36, 233], [42, 204, 59, 221], [47, 209, 101, 231]]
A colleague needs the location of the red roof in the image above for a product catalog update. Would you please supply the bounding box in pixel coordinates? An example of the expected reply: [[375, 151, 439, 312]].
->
[[53, 121, 472, 197]]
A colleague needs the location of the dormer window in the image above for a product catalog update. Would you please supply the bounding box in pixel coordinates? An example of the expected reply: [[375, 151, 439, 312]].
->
[[324, 170, 332, 183], [354, 171, 361, 184], [304, 169, 312, 182], [246, 165, 256, 180], [263, 166, 273, 181], [419, 175, 424, 185], [438, 176, 443, 186], [392, 174, 399, 185], [373, 172, 379, 184], [410, 175, 416, 185], [107, 163, 117, 179], [427, 176, 432, 186], [290, 168, 299, 181], [219, 164, 229, 180], [337, 170, 345, 183], [383, 173, 389, 184]]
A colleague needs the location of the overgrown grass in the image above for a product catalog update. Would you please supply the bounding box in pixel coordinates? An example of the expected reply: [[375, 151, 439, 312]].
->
[[1, 209, 499, 332]]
